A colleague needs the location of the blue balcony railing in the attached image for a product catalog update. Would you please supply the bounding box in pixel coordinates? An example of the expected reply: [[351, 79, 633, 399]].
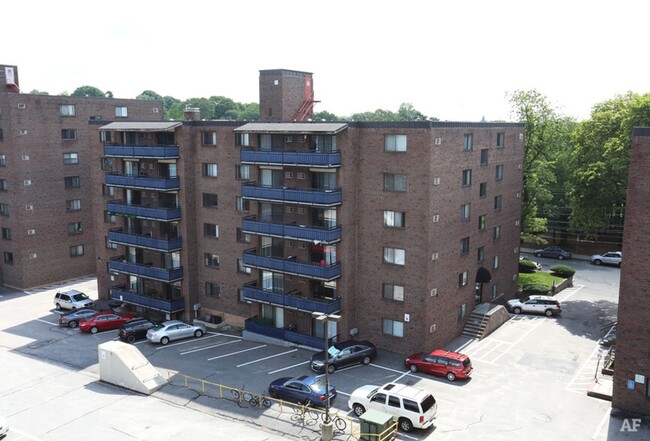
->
[[109, 257, 183, 282], [242, 249, 341, 281], [110, 286, 184, 314], [108, 229, 182, 252], [105, 173, 180, 191], [242, 216, 341, 244], [242, 282, 341, 314], [245, 317, 336, 350], [104, 145, 179, 159], [240, 150, 341, 168], [241, 183, 341, 206], [107, 201, 181, 221]]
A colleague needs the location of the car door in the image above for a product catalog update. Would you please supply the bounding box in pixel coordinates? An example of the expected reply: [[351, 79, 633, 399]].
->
[[335, 347, 353, 368], [283, 380, 303, 403], [102, 314, 119, 330], [165, 324, 181, 340], [523, 299, 538, 313], [431, 356, 448, 377], [367, 392, 387, 413], [176, 323, 193, 339], [60, 294, 72, 308], [422, 356, 438, 375]]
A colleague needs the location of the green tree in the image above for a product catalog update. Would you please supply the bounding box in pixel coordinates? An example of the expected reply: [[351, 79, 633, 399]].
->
[[312, 110, 341, 121], [71, 85, 106, 97], [29, 89, 49, 95], [136, 90, 163, 101]]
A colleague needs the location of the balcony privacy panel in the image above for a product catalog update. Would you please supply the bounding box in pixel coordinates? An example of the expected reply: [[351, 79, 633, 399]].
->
[[104, 145, 179, 159], [111, 287, 184, 313]]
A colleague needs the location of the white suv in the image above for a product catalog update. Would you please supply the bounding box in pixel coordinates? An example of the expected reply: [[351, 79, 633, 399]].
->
[[507, 295, 561, 317], [53, 290, 93, 310], [348, 382, 437, 432]]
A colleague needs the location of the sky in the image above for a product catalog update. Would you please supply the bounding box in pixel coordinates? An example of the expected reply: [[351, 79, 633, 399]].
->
[[4, 0, 649, 122]]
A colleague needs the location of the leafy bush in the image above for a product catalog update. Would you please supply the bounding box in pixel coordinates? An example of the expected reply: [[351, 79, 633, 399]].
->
[[519, 259, 539, 273], [522, 283, 552, 295], [549, 265, 576, 278]]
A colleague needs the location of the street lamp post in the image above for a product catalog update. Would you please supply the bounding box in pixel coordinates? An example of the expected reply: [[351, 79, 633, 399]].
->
[[312, 311, 340, 441]]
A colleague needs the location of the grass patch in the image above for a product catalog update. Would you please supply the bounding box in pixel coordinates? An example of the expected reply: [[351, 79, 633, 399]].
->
[[518, 271, 565, 289]]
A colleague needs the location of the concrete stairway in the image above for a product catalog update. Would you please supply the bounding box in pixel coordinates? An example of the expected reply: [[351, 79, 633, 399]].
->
[[462, 307, 490, 339]]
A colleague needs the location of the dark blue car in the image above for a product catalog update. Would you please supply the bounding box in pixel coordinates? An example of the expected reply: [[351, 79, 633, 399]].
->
[[268, 375, 336, 407]]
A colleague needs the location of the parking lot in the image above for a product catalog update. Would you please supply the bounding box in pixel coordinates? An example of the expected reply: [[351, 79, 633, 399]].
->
[[0, 260, 644, 440]]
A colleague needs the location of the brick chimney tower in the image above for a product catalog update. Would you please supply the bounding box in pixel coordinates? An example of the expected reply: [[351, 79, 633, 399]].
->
[[259, 69, 316, 122]]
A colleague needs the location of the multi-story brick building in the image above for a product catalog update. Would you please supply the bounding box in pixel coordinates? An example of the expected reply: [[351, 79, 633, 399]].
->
[[0, 64, 162, 289], [612, 127, 650, 414], [94, 69, 525, 354]]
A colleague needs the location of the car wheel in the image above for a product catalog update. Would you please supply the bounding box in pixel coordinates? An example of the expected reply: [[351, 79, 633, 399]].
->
[[160, 336, 170, 345], [127, 334, 136, 343], [446, 372, 456, 382], [399, 418, 414, 432], [558, 255, 564, 260], [194, 330, 204, 338], [90, 326, 98, 334], [594, 259, 602, 265], [327, 364, 336, 374], [69, 320, 78, 328], [545, 309, 554, 317], [55, 303, 62, 311], [362, 356, 371, 365], [535, 252, 542, 258], [513, 307, 522, 314], [353, 403, 366, 417], [409, 364, 418, 373]]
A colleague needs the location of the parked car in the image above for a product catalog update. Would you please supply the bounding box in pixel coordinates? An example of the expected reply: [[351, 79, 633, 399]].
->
[[268, 375, 336, 407], [79, 311, 137, 334], [519, 256, 542, 270], [53, 289, 93, 310], [310, 340, 377, 374], [506, 295, 562, 317], [58, 308, 99, 328], [0, 415, 8, 439], [533, 246, 572, 260], [348, 382, 437, 432], [146, 320, 206, 345], [118, 318, 157, 343], [405, 349, 473, 381], [591, 251, 622, 267]]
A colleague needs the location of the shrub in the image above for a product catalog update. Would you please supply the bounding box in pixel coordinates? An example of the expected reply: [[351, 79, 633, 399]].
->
[[549, 265, 576, 278], [518, 259, 538, 273], [522, 284, 552, 295]]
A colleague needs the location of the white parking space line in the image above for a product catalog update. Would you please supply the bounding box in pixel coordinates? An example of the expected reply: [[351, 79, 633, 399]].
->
[[316, 364, 361, 378], [566, 344, 603, 394], [207, 344, 267, 361], [35, 318, 58, 325], [268, 360, 310, 374], [237, 349, 298, 367], [490, 317, 546, 363], [207, 332, 243, 339], [181, 339, 240, 355], [556, 284, 584, 302], [154, 334, 222, 350]]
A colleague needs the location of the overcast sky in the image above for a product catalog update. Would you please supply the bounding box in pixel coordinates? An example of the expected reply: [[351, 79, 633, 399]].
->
[[5, 0, 648, 122]]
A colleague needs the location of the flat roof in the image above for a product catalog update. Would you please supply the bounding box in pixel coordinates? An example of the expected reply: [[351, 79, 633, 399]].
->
[[99, 122, 182, 132], [234, 122, 348, 135]]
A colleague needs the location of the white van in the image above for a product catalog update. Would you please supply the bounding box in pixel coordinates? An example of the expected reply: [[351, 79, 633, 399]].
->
[[53, 289, 93, 310], [348, 382, 437, 432]]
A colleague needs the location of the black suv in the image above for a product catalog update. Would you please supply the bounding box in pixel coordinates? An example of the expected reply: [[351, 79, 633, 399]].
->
[[118, 318, 157, 343]]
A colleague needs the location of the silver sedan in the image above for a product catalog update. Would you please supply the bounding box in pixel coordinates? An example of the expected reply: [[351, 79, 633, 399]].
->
[[146, 320, 206, 345]]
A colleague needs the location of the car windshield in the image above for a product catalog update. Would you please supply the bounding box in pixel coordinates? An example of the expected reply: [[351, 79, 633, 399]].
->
[[421, 394, 436, 412], [72, 293, 89, 301], [309, 378, 327, 392], [327, 346, 341, 357], [366, 387, 380, 399]]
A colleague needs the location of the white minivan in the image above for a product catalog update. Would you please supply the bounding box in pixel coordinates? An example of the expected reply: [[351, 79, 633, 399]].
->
[[348, 382, 437, 432]]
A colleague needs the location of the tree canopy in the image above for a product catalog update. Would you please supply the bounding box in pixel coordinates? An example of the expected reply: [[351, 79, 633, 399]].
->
[[71, 85, 108, 98]]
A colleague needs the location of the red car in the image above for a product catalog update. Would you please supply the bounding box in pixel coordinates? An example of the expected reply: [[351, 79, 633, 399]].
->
[[79, 311, 136, 334], [405, 349, 473, 382]]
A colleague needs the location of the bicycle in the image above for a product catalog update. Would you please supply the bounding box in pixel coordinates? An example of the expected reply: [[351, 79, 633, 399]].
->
[[231, 386, 254, 406], [320, 411, 347, 431], [291, 401, 320, 425], [248, 392, 272, 409]]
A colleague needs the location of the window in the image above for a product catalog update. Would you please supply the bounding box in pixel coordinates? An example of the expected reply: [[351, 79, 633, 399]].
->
[[495, 164, 504, 181], [203, 193, 218, 208], [67, 222, 83, 234], [493, 255, 500, 269], [100, 131, 111, 143], [460, 203, 471, 221], [64, 176, 80, 188], [478, 214, 486, 230], [463, 133, 473, 151], [63, 153, 79, 165], [477, 246, 485, 261], [237, 259, 252, 274], [203, 223, 219, 238], [0, 179, 7, 191], [480, 149, 488, 165], [493, 225, 501, 240], [0, 203, 8, 216], [388, 396, 401, 408], [238, 288, 248, 304], [3, 252, 13, 264], [460, 237, 470, 255], [315, 135, 336, 152], [385, 134, 407, 152], [494, 195, 502, 210], [67, 199, 81, 211], [479, 182, 487, 199], [496, 132, 505, 148], [62, 129, 77, 140], [382, 319, 404, 337], [0, 155, 5, 167], [2, 228, 11, 240], [69, 245, 84, 257], [383, 284, 404, 301], [204, 253, 220, 268], [236, 165, 250, 180], [383, 173, 407, 191], [462, 169, 472, 186], [491, 284, 499, 300], [205, 282, 221, 297], [60, 104, 75, 116], [235, 133, 250, 147], [236, 196, 250, 212], [102, 184, 115, 196], [202, 131, 217, 145], [106, 237, 117, 249], [459, 271, 468, 287], [384, 210, 406, 228], [237, 228, 251, 243], [104, 211, 116, 223], [101, 157, 114, 171], [115, 106, 128, 117], [458, 303, 467, 320], [383, 247, 405, 266], [0, 129, 3, 141], [202, 163, 218, 177]]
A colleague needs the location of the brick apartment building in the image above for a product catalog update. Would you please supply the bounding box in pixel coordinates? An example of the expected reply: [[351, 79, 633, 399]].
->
[[612, 127, 650, 414], [0, 64, 162, 289], [93, 69, 525, 354]]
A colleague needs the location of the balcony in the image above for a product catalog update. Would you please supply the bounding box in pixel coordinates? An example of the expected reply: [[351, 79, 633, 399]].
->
[[105, 173, 180, 191], [245, 317, 336, 350], [242, 249, 341, 281], [108, 228, 182, 252], [111, 285, 184, 314], [242, 282, 341, 314], [240, 150, 340, 168], [109, 257, 183, 282], [242, 216, 341, 244], [104, 145, 179, 159], [107, 201, 181, 221], [242, 183, 341, 207]]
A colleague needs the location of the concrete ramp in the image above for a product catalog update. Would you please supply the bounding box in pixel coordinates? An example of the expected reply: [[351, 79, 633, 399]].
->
[[98, 340, 166, 395]]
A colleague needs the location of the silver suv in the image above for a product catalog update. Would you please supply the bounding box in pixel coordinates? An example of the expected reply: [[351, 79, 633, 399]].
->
[[507, 295, 561, 317], [53, 290, 93, 310]]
